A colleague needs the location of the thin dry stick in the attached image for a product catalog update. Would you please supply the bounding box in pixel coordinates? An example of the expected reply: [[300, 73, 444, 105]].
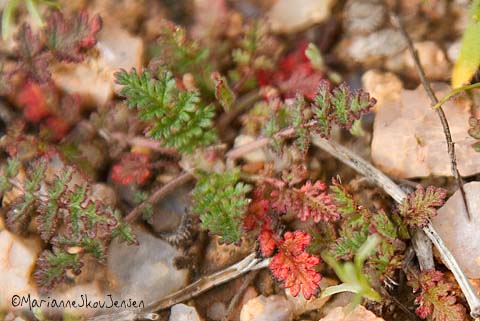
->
[[146, 254, 269, 311], [125, 172, 194, 223], [86, 255, 269, 321], [390, 13, 471, 221]]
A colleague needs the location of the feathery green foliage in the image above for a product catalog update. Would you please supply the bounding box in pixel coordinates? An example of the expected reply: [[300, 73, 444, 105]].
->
[[115, 68, 217, 153], [192, 170, 251, 244]]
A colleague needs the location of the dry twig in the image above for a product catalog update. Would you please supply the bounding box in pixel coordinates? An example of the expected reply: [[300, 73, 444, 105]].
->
[[125, 172, 195, 223], [390, 13, 471, 221]]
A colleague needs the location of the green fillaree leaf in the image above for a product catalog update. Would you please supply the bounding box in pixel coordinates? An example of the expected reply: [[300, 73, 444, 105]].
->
[[290, 95, 309, 155], [0, 157, 20, 195], [6, 159, 46, 233], [193, 170, 251, 244], [452, 0, 480, 88], [33, 248, 81, 291], [398, 185, 447, 228], [115, 68, 217, 153], [37, 167, 72, 241], [154, 23, 209, 75], [312, 81, 375, 138]]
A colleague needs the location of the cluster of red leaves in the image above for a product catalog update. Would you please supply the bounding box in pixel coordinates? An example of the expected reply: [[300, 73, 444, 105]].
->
[[244, 187, 322, 299], [398, 185, 447, 228], [257, 43, 325, 99], [12, 9, 101, 83], [270, 179, 340, 223], [111, 153, 152, 185], [408, 269, 466, 321], [16, 82, 81, 140]]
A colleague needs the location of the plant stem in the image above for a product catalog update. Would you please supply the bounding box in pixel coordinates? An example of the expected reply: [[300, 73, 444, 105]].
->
[[432, 82, 480, 110], [125, 172, 194, 223], [390, 13, 472, 222]]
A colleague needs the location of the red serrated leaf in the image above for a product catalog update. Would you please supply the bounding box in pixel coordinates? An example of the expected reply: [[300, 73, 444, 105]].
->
[[111, 153, 152, 185], [269, 231, 322, 299], [398, 185, 447, 228], [408, 269, 466, 321], [270, 180, 340, 223], [45, 9, 102, 62]]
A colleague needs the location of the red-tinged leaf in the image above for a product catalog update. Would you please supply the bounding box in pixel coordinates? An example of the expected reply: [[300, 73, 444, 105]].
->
[[277, 64, 324, 100], [258, 218, 277, 257], [270, 180, 340, 223], [43, 116, 72, 141], [398, 185, 447, 228], [257, 43, 325, 99], [111, 153, 152, 185], [408, 269, 466, 321], [243, 188, 269, 230], [45, 9, 102, 62], [269, 231, 322, 299], [17, 81, 58, 122], [14, 24, 51, 83]]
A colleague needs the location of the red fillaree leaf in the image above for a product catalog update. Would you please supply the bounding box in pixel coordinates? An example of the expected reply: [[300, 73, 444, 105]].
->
[[111, 153, 151, 185], [271, 180, 340, 223], [398, 185, 447, 228], [45, 9, 102, 62], [243, 188, 269, 231], [256, 43, 325, 99], [408, 269, 466, 321], [258, 218, 276, 257], [269, 231, 322, 299]]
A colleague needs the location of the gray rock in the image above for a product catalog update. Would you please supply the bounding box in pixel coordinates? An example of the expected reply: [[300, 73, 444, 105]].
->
[[169, 304, 202, 321], [107, 226, 189, 306], [240, 295, 293, 321], [432, 182, 480, 278]]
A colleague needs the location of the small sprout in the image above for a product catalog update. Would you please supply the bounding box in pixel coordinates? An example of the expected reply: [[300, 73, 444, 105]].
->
[[321, 234, 382, 306]]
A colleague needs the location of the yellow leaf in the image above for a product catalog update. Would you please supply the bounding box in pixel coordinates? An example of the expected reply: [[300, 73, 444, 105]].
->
[[452, 0, 480, 88]]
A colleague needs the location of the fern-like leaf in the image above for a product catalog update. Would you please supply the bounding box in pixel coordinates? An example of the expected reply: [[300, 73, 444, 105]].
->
[[398, 185, 447, 228], [192, 170, 251, 244], [115, 69, 217, 153], [6, 159, 46, 233], [34, 249, 82, 292], [36, 167, 72, 241], [312, 80, 376, 138], [408, 269, 466, 321]]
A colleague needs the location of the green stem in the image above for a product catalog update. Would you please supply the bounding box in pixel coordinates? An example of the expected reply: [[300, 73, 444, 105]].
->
[[2, 0, 20, 40], [25, 0, 44, 27], [321, 283, 361, 298], [432, 82, 480, 109]]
